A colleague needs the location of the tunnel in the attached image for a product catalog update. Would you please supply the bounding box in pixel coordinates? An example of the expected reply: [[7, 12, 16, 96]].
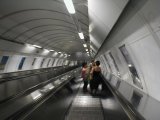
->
[[0, 0, 159, 120]]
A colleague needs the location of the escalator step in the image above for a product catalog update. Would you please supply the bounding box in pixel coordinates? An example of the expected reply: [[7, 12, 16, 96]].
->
[[66, 85, 104, 120]]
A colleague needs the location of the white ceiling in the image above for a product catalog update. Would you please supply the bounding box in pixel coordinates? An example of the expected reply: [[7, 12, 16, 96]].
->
[[0, 0, 89, 54], [0, 0, 130, 58]]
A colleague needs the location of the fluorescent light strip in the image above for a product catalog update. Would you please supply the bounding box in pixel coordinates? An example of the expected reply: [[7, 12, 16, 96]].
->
[[54, 52, 58, 55], [31, 91, 42, 100], [33, 45, 42, 48], [33, 94, 41, 100], [78, 32, 84, 39], [64, 0, 75, 14], [44, 49, 49, 51], [49, 50, 54, 52], [49, 86, 54, 90], [128, 64, 132, 67], [83, 44, 87, 47]]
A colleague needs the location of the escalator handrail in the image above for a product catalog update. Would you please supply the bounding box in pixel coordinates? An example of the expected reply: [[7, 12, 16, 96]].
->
[[0, 66, 77, 84], [0, 66, 67, 80], [1, 69, 77, 120], [101, 74, 145, 120], [0, 67, 78, 105], [9, 78, 73, 120]]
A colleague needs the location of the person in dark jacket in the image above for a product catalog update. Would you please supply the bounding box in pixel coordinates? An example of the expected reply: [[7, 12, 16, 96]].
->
[[90, 61, 101, 94]]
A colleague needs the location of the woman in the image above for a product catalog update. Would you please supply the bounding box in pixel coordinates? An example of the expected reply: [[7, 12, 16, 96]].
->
[[90, 61, 101, 94], [81, 62, 88, 92], [89, 60, 96, 93]]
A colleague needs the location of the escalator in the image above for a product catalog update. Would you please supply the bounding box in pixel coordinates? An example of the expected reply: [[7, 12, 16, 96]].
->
[[0, 67, 80, 120], [0, 68, 145, 120], [65, 84, 104, 120], [20, 79, 130, 120], [65, 83, 130, 120], [23, 78, 81, 120]]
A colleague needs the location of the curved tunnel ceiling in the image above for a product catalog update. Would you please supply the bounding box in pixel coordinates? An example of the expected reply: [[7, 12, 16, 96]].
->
[[0, 0, 89, 54]]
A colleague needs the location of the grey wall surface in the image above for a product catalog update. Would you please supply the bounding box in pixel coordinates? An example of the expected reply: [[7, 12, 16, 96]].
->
[[96, 0, 160, 101], [0, 38, 69, 58], [0, 54, 66, 73], [88, 0, 129, 54], [0, 37, 78, 73]]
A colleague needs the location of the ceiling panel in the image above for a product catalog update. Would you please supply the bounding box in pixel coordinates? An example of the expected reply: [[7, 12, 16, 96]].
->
[[0, 0, 89, 54]]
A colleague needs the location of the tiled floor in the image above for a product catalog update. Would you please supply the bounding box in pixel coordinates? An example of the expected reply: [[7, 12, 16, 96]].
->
[[66, 85, 104, 120]]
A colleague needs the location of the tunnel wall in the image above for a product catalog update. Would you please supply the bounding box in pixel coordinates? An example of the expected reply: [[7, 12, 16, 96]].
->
[[0, 54, 76, 73], [0, 39, 77, 73], [96, 0, 160, 101], [88, 0, 129, 55]]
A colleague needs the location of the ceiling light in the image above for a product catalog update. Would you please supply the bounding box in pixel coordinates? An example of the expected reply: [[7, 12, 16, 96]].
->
[[78, 32, 84, 39], [68, 55, 71, 56], [58, 52, 62, 54], [87, 52, 89, 54], [64, 0, 75, 14], [86, 49, 88, 51], [128, 64, 132, 67], [25, 44, 35, 50], [49, 50, 54, 52], [83, 44, 87, 47], [44, 49, 49, 51], [54, 52, 58, 55], [33, 45, 42, 48]]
